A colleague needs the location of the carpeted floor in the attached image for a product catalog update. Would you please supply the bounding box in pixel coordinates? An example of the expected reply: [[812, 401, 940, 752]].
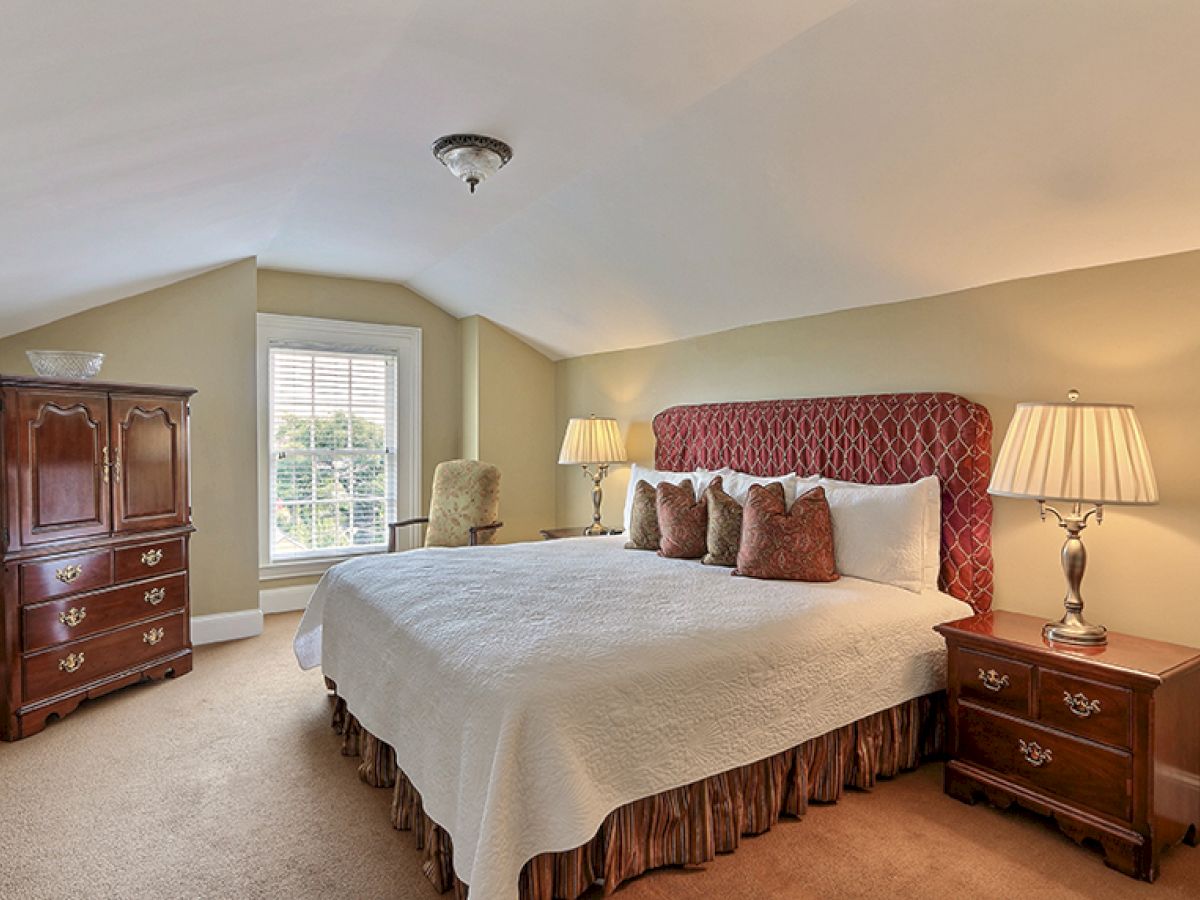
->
[[1, 611, 1196, 900]]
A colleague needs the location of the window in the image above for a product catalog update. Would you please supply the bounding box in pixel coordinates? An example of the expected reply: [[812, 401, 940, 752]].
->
[[257, 315, 420, 578]]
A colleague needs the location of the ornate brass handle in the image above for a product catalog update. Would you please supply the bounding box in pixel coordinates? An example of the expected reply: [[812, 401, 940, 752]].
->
[[1018, 739, 1052, 767], [102, 446, 111, 484], [113, 447, 122, 481], [141, 548, 164, 567], [1063, 691, 1102, 718], [977, 668, 1011, 693], [144, 587, 166, 606], [143, 627, 165, 646], [58, 607, 87, 628], [55, 564, 83, 584], [59, 652, 85, 674]]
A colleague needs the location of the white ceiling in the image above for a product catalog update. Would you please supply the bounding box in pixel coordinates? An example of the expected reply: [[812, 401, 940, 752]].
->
[[4, 1, 1200, 358]]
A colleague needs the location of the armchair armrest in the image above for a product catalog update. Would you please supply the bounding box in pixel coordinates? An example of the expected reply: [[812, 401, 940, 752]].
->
[[388, 517, 430, 552], [468, 521, 504, 547]]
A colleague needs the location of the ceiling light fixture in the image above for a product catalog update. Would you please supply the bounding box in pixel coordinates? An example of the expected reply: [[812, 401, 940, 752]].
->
[[432, 134, 513, 194]]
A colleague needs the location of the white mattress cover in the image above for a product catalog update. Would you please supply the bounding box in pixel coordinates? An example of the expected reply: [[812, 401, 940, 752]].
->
[[295, 536, 967, 899]]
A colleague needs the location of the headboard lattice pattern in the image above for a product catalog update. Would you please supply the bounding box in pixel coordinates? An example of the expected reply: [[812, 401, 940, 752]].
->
[[652, 392, 993, 610]]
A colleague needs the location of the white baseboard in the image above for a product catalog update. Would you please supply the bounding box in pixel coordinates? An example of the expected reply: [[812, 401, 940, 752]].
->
[[189, 586, 311, 647], [260, 583, 315, 614], [190, 609, 264, 646]]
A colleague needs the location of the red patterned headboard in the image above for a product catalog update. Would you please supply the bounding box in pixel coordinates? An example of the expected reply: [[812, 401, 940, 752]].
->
[[653, 392, 993, 610]]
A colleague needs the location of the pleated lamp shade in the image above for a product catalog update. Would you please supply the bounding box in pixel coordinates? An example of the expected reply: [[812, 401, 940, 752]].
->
[[989, 400, 1158, 506], [558, 416, 627, 465]]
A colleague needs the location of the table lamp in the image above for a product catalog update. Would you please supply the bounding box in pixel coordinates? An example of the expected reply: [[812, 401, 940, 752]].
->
[[558, 415, 628, 535], [989, 390, 1158, 646]]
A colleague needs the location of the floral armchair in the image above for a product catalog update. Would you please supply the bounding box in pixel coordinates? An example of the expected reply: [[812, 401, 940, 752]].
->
[[388, 459, 503, 550]]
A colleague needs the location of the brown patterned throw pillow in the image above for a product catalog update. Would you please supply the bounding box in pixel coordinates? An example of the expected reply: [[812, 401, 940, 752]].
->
[[735, 484, 839, 582], [656, 478, 709, 559], [703, 479, 784, 567], [624, 480, 662, 550]]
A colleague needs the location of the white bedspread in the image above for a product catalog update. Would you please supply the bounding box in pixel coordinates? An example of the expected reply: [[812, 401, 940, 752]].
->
[[294, 536, 967, 900]]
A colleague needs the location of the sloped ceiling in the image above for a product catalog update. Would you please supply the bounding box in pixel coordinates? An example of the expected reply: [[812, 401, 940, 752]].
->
[[4, 1, 1200, 358]]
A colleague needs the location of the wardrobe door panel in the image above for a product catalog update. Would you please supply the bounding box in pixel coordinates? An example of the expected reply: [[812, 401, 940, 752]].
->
[[111, 395, 188, 533], [15, 391, 111, 546]]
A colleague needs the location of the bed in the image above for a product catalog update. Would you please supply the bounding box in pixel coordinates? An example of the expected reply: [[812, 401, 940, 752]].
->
[[295, 392, 993, 900]]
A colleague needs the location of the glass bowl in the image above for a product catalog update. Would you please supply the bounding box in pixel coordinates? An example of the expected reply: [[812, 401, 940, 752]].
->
[[26, 350, 105, 380]]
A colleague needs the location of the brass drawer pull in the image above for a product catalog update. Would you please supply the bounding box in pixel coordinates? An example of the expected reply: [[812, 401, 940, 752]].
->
[[58, 607, 87, 628], [977, 668, 1011, 692], [144, 587, 167, 606], [1018, 739, 1053, 767], [59, 652, 85, 674], [141, 548, 164, 567], [56, 564, 83, 584], [1064, 690, 1102, 718], [143, 627, 165, 646]]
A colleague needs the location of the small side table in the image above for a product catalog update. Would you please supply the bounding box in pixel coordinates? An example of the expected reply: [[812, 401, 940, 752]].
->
[[935, 610, 1200, 881], [539, 526, 624, 540]]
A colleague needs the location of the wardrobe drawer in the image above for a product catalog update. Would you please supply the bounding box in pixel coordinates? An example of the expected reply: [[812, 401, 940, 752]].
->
[[22, 573, 188, 652], [959, 704, 1133, 821], [955, 647, 1032, 716], [114, 537, 185, 581], [19, 549, 114, 603], [22, 610, 187, 704], [1038, 668, 1132, 749]]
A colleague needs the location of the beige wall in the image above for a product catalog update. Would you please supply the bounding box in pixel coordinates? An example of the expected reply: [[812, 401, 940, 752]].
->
[[461, 317, 481, 459], [0, 260, 259, 617], [557, 249, 1200, 647], [461, 316, 557, 542]]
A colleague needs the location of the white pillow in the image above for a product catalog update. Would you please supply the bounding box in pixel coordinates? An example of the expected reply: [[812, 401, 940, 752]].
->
[[708, 467, 804, 506], [622, 464, 717, 532], [794, 474, 822, 505], [817, 476, 940, 594]]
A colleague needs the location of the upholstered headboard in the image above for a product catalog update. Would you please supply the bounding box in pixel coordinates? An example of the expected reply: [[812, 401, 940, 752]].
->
[[652, 392, 994, 610]]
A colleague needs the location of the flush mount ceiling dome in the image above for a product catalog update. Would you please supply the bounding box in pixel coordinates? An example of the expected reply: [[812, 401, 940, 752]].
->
[[432, 134, 513, 194]]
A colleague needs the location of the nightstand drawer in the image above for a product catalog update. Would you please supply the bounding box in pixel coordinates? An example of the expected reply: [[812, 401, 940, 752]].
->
[[956, 647, 1032, 716], [1038, 669, 1131, 749], [959, 704, 1132, 821]]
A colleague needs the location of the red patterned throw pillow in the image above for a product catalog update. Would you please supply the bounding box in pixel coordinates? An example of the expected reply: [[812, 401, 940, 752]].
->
[[703, 478, 785, 567], [735, 484, 839, 582], [656, 478, 712, 559]]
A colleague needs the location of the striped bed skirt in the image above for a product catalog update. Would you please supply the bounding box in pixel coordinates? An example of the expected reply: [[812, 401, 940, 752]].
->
[[328, 685, 945, 899]]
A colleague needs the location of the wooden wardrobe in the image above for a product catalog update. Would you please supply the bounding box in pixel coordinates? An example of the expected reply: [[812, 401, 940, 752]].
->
[[0, 376, 195, 740]]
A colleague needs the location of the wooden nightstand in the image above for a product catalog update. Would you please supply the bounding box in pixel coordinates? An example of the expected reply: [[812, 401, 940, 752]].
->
[[539, 527, 624, 540], [935, 611, 1200, 881]]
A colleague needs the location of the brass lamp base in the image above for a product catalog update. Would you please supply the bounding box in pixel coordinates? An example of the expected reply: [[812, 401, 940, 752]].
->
[[1039, 501, 1108, 648], [1043, 614, 1108, 647], [580, 464, 612, 536]]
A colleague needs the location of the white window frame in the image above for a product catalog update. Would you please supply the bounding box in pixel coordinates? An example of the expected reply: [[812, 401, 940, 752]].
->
[[256, 313, 421, 579]]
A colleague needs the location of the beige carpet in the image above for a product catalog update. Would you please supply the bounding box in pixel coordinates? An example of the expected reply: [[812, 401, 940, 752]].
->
[[1, 612, 1196, 900]]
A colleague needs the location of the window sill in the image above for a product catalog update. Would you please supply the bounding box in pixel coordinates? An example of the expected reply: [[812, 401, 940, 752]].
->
[[259, 551, 385, 581]]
